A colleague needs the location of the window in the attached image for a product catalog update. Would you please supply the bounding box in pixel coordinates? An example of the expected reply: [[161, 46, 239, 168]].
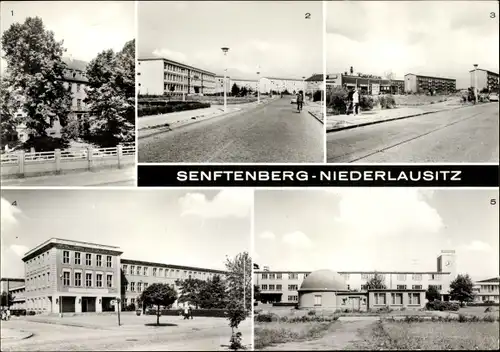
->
[[123, 265, 127, 273], [261, 273, 268, 279], [276, 273, 282, 279], [159, 268, 163, 276], [144, 267, 148, 276], [107, 274, 112, 288], [131, 298, 135, 305], [75, 272, 82, 287], [86, 253, 92, 266], [96, 274, 103, 287], [342, 273, 350, 280], [86, 273, 92, 287], [137, 282, 142, 292], [136, 266, 141, 275], [63, 251, 70, 264], [63, 271, 70, 286], [269, 273, 275, 280], [75, 252, 81, 265], [288, 295, 298, 301], [269, 285, 275, 290], [288, 285, 298, 291], [374, 293, 386, 305], [130, 266, 135, 275], [261, 284, 268, 290], [276, 284, 282, 290], [314, 295, 322, 306], [130, 282, 135, 292], [76, 84, 80, 92], [397, 285, 407, 290], [409, 293, 421, 305], [429, 285, 442, 291], [144, 283, 148, 290], [412, 274, 422, 281], [106, 256, 112, 268], [96, 255, 102, 267], [153, 268, 157, 276], [361, 274, 369, 280], [429, 274, 440, 281], [412, 285, 422, 290], [391, 293, 403, 305], [397, 274, 407, 281], [47, 272, 50, 285], [288, 273, 298, 280]]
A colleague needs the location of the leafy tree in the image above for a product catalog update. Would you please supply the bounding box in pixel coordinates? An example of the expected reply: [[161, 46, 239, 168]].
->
[[120, 268, 128, 300], [139, 283, 177, 325], [426, 286, 441, 302], [449, 274, 475, 306], [1, 291, 13, 307], [175, 277, 206, 308], [198, 274, 227, 309], [365, 273, 387, 290], [254, 284, 261, 301], [225, 252, 252, 349], [83, 40, 135, 147], [1, 17, 72, 140], [0, 80, 19, 149], [231, 83, 240, 97], [240, 86, 248, 97]]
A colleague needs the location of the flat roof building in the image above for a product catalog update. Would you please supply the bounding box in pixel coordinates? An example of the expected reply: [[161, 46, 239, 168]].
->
[[404, 73, 456, 94], [473, 277, 499, 303], [138, 57, 216, 96], [326, 73, 404, 94], [470, 69, 499, 93]]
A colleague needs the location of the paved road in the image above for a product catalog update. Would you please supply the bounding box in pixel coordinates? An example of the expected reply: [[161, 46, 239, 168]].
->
[[327, 103, 499, 163], [1, 318, 251, 351], [139, 98, 324, 163], [0, 166, 135, 187]]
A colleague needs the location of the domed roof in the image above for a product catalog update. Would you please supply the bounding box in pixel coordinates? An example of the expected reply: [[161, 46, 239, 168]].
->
[[299, 269, 347, 291]]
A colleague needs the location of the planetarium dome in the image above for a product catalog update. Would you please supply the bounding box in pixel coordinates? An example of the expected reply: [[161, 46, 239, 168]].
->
[[299, 269, 348, 291]]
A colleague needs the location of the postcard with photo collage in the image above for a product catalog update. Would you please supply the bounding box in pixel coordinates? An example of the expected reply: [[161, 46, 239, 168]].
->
[[0, 1, 498, 351]]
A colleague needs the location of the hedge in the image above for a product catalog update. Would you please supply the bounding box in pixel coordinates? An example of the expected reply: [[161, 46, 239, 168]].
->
[[138, 102, 211, 117], [11, 309, 27, 316], [467, 301, 500, 307], [272, 302, 297, 307], [426, 300, 460, 311], [145, 308, 228, 318]]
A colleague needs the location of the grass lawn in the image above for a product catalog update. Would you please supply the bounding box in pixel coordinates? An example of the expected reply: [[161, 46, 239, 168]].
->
[[254, 321, 336, 350], [459, 306, 500, 318], [372, 320, 499, 350]]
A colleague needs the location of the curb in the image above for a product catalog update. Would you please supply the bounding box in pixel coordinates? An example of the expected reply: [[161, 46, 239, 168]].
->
[[138, 99, 275, 140], [326, 104, 475, 133], [25, 318, 108, 330], [307, 109, 324, 124]]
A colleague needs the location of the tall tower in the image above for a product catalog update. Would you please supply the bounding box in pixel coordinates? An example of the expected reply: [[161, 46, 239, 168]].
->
[[437, 250, 457, 276]]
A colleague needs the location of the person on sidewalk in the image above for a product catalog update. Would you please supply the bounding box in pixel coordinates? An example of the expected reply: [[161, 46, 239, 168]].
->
[[6, 308, 11, 320], [346, 88, 354, 115], [353, 88, 360, 116], [297, 91, 304, 112], [189, 306, 193, 320], [183, 305, 189, 320]]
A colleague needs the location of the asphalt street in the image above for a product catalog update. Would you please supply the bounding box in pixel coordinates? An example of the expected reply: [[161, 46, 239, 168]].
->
[[327, 103, 499, 163], [139, 98, 324, 163]]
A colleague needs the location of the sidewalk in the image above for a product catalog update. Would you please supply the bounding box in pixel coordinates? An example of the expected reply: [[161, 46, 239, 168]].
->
[[326, 101, 477, 132], [0, 326, 33, 340], [138, 98, 275, 139], [304, 100, 324, 123]]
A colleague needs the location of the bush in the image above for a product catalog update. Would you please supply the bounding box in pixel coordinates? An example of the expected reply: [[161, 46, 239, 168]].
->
[[146, 308, 227, 318], [287, 315, 339, 323], [255, 313, 280, 323], [426, 300, 460, 311], [272, 302, 297, 307], [467, 301, 499, 307], [28, 311, 36, 315], [360, 94, 374, 111], [122, 304, 136, 312], [379, 94, 396, 109], [326, 87, 348, 115], [307, 310, 316, 316], [21, 135, 70, 152], [138, 102, 211, 117]]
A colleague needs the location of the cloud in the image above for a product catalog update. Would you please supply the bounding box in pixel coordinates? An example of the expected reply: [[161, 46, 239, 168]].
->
[[152, 48, 188, 63], [1, 197, 21, 234], [461, 240, 493, 252], [326, 189, 443, 238], [178, 189, 252, 219], [259, 231, 276, 240], [282, 231, 313, 249]]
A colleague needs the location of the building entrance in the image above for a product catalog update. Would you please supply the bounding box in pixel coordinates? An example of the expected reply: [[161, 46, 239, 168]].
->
[[82, 297, 96, 312]]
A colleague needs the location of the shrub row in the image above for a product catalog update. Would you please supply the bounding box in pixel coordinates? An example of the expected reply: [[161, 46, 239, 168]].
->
[[254, 312, 339, 323], [145, 308, 227, 318], [426, 300, 460, 311], [385, 314, 499, 323], [272, 302, 297, 307], [467, 301, 500, 307], [138, 102, 211, 117]]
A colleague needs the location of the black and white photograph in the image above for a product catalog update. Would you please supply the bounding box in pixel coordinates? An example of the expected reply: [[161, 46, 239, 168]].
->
[[0, 189, 252, 351], [325, 1, 499, 163], [137, 1, 325, 163], [0, 1, 136, 186], [253, 189, 499, 350]]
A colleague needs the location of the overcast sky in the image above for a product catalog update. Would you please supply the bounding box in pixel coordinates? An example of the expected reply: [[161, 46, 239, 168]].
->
[[138, 1, 322, 80], [0, 1, 135, 72], [326, 1, 499, 89], [1, 189, 252, 278], [254, 189, 499, 281]]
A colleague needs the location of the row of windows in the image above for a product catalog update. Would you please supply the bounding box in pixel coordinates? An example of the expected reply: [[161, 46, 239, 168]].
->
[[374, 292, 421, 305], [26, 252, 50, 269], [261, 284, 298, 291], [122, 264, 219, 280], [26, 272, 50, 291], [360, 273, 442, 281], [62, 251, 113, 268], [261, 273, 305, 280], [62, 270, 113, 288], [288, 295, 298, 301]]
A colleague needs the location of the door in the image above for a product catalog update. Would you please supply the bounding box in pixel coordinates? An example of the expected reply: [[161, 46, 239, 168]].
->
[[351, 297, 360, 311]]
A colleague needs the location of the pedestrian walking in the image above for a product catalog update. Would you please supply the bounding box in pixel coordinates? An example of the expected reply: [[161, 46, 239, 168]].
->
[[353, 88, 360, 116], [6, 309, 11, 320], [346, 88, 354, 115], [183, 305, 189, 320], [189, 306, 193, 320], [296, 91, 304, 112]]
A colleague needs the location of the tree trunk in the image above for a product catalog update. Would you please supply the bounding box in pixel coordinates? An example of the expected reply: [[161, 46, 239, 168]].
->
[[157, 305, 160, 325]]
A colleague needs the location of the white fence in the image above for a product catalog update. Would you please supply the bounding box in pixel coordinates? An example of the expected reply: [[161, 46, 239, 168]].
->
[[1, 144, 135, 178]]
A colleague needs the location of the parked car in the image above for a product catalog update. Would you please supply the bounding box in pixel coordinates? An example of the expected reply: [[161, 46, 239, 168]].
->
[[488, 93, 499, 102], [290, 96, 297, 104]]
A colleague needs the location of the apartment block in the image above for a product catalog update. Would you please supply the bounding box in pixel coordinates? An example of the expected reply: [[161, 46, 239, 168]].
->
[[470, 69, 499, 92], [138, 58, 216, 96], [404, 73, 456, 94], [473, 277, 500, 303], [260, 77, 306, 95]]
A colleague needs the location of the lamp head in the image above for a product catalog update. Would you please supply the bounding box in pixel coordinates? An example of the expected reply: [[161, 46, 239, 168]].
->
[[221, 47, 229, 54]]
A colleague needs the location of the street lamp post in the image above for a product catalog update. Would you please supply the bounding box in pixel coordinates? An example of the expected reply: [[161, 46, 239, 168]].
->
[[473, 64, 479, 103], [257, 70, 261, 104], [221, 47, 230, 112]]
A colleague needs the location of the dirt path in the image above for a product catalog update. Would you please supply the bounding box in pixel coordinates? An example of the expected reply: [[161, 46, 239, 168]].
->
[[263, 318, 378, 350]]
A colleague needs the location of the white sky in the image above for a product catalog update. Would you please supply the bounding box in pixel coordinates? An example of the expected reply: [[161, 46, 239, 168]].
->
[[326, 1, 499, 89], [1, 190, 252, 278], [138, 1, 323, 80], [0, 1, 135, 72], [254, 189, 499, 281]]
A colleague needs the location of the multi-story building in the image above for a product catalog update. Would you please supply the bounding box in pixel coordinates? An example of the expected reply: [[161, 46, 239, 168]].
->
[[22, 238, 123, 314], [229, 78, 259, 93], [14, 57, 89, 143], [470, 69, 499, 93], [326, 73, 404, 94], [259, 77, 306, 95], [473, 277, 499, 303], [138, 58, 216, 96], [255, 250, 457, 304], [305, 74, 324, 95], [121, 259, 226, 309], [404, 73, 456, 94], [0, 277, 25, 310]]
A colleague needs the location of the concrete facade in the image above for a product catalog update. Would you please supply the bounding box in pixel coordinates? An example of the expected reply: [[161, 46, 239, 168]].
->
[[255, 250, 457, 304], [138, 58, 216, 96], [473, 277, 500, 303], [404, 73, 456, 94], [260, 77, 306, 95], [326, 73, 404, 94], [470, 69, 499, 93]]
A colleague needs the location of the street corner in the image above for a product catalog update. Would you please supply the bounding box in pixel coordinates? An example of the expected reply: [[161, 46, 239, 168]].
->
[[0, 326, 34, 341]]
